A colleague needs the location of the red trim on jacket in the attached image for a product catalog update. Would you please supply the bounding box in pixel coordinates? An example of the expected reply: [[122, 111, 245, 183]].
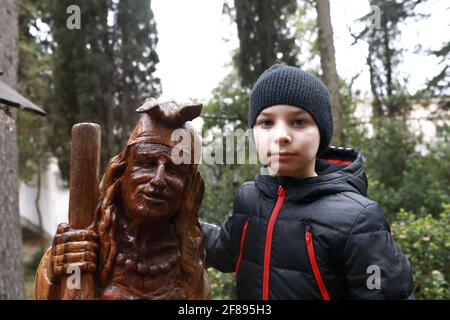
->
[[319, 158, 352, 165], [262, 185, 286, 300], [235, 220, 250, 274], [305, 228, 330, 300]]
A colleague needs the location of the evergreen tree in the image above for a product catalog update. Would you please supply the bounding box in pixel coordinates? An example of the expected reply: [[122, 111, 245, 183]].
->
[[426, 40, 449, 97], [49, 0, 112, 178], [232, 0, 300, 88], [114, 0, 161, 144], [352, 0, 427, 118], [48, 0, 161, 179]]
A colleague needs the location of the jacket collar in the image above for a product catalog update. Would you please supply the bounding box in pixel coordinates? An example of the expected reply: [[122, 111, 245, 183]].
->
[[255, 146, 368, 202]]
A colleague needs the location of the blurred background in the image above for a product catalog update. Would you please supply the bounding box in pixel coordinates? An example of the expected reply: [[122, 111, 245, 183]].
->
[[0, 0, 448, 299]]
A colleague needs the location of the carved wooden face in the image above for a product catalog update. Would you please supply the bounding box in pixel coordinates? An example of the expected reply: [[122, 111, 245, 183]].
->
[[121, 142, 191, 221]]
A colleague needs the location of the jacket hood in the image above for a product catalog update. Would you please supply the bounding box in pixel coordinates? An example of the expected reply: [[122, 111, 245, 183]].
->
[[255, 146, 368, 203]]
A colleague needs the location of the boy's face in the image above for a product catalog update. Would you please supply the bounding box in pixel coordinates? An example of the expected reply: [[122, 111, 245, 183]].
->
[[253, 104, 320, 178]]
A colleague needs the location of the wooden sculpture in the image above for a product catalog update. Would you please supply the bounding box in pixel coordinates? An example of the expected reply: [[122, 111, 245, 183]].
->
[[35, 98, 211, 299]]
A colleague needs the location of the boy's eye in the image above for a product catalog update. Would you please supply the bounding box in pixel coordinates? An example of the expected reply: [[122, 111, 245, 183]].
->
[[257, 120, 273, 127], [293, 119, 306, 126]]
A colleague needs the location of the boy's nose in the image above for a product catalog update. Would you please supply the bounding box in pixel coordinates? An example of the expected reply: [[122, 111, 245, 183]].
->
[[273, 123, 292, 145]]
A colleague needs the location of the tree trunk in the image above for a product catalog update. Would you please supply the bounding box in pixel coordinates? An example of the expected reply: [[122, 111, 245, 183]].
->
[[35, 158, 46, 248], [315, 0, 343, 142], [368, 40, 384, 118], [382, 19, 393, 100], [0, 0, 25, 299]]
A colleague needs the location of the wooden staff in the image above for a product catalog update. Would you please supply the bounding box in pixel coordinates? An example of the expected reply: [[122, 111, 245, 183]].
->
[[60, 123, 101, 299]]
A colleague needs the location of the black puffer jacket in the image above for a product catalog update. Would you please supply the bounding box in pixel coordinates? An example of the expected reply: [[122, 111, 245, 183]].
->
[[201, 146, 414, 300]]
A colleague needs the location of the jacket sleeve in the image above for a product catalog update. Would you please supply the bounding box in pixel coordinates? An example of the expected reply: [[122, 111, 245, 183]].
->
[[200, 187, 248, 273], [342, 203, 414, 299], [200, 213, 235, 273]]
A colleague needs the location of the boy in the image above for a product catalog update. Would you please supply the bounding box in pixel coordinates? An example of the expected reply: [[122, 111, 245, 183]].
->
[[200, 64, 414, 300]]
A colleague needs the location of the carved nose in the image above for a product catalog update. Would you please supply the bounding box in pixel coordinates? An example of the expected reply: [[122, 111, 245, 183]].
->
[[150, 163, 167, 189]]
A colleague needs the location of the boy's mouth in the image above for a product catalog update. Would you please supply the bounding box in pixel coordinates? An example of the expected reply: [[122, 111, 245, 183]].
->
[[269, 151, 297, 156], [269, 152, 297, 160]]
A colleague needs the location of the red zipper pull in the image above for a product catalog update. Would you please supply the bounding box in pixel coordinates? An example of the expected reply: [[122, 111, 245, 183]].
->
[[278, 185, 285, 196], [305, 225, 312, 244], [305, 231, 311, 244]]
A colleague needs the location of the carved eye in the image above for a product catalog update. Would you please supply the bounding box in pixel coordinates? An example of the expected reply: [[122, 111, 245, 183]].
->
[[135, 155, 157, 168], [147, 157, 158, 166]]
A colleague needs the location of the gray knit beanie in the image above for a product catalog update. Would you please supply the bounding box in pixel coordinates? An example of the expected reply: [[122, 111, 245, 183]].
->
[[248, 63, 333, 157]]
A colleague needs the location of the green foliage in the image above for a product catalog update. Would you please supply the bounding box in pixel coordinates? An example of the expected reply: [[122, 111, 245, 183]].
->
[[338, 77, 449, 300], [365, 118, 418, 191], [207, 268, 236, 300], [391, 205, 450, 299], [24, 248, 46, 277], [337, 74, 369, 147], [202, 71, 250, 132], [340, 91, 450, 221], [363, 121, 450, 220], [199, 161, 259, 225], [199, 69, 261, 225], [392, 140, 450, 218]]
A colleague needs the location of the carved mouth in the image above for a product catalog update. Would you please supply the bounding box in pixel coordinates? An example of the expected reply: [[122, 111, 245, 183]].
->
[[141, 193, 168, 204]]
